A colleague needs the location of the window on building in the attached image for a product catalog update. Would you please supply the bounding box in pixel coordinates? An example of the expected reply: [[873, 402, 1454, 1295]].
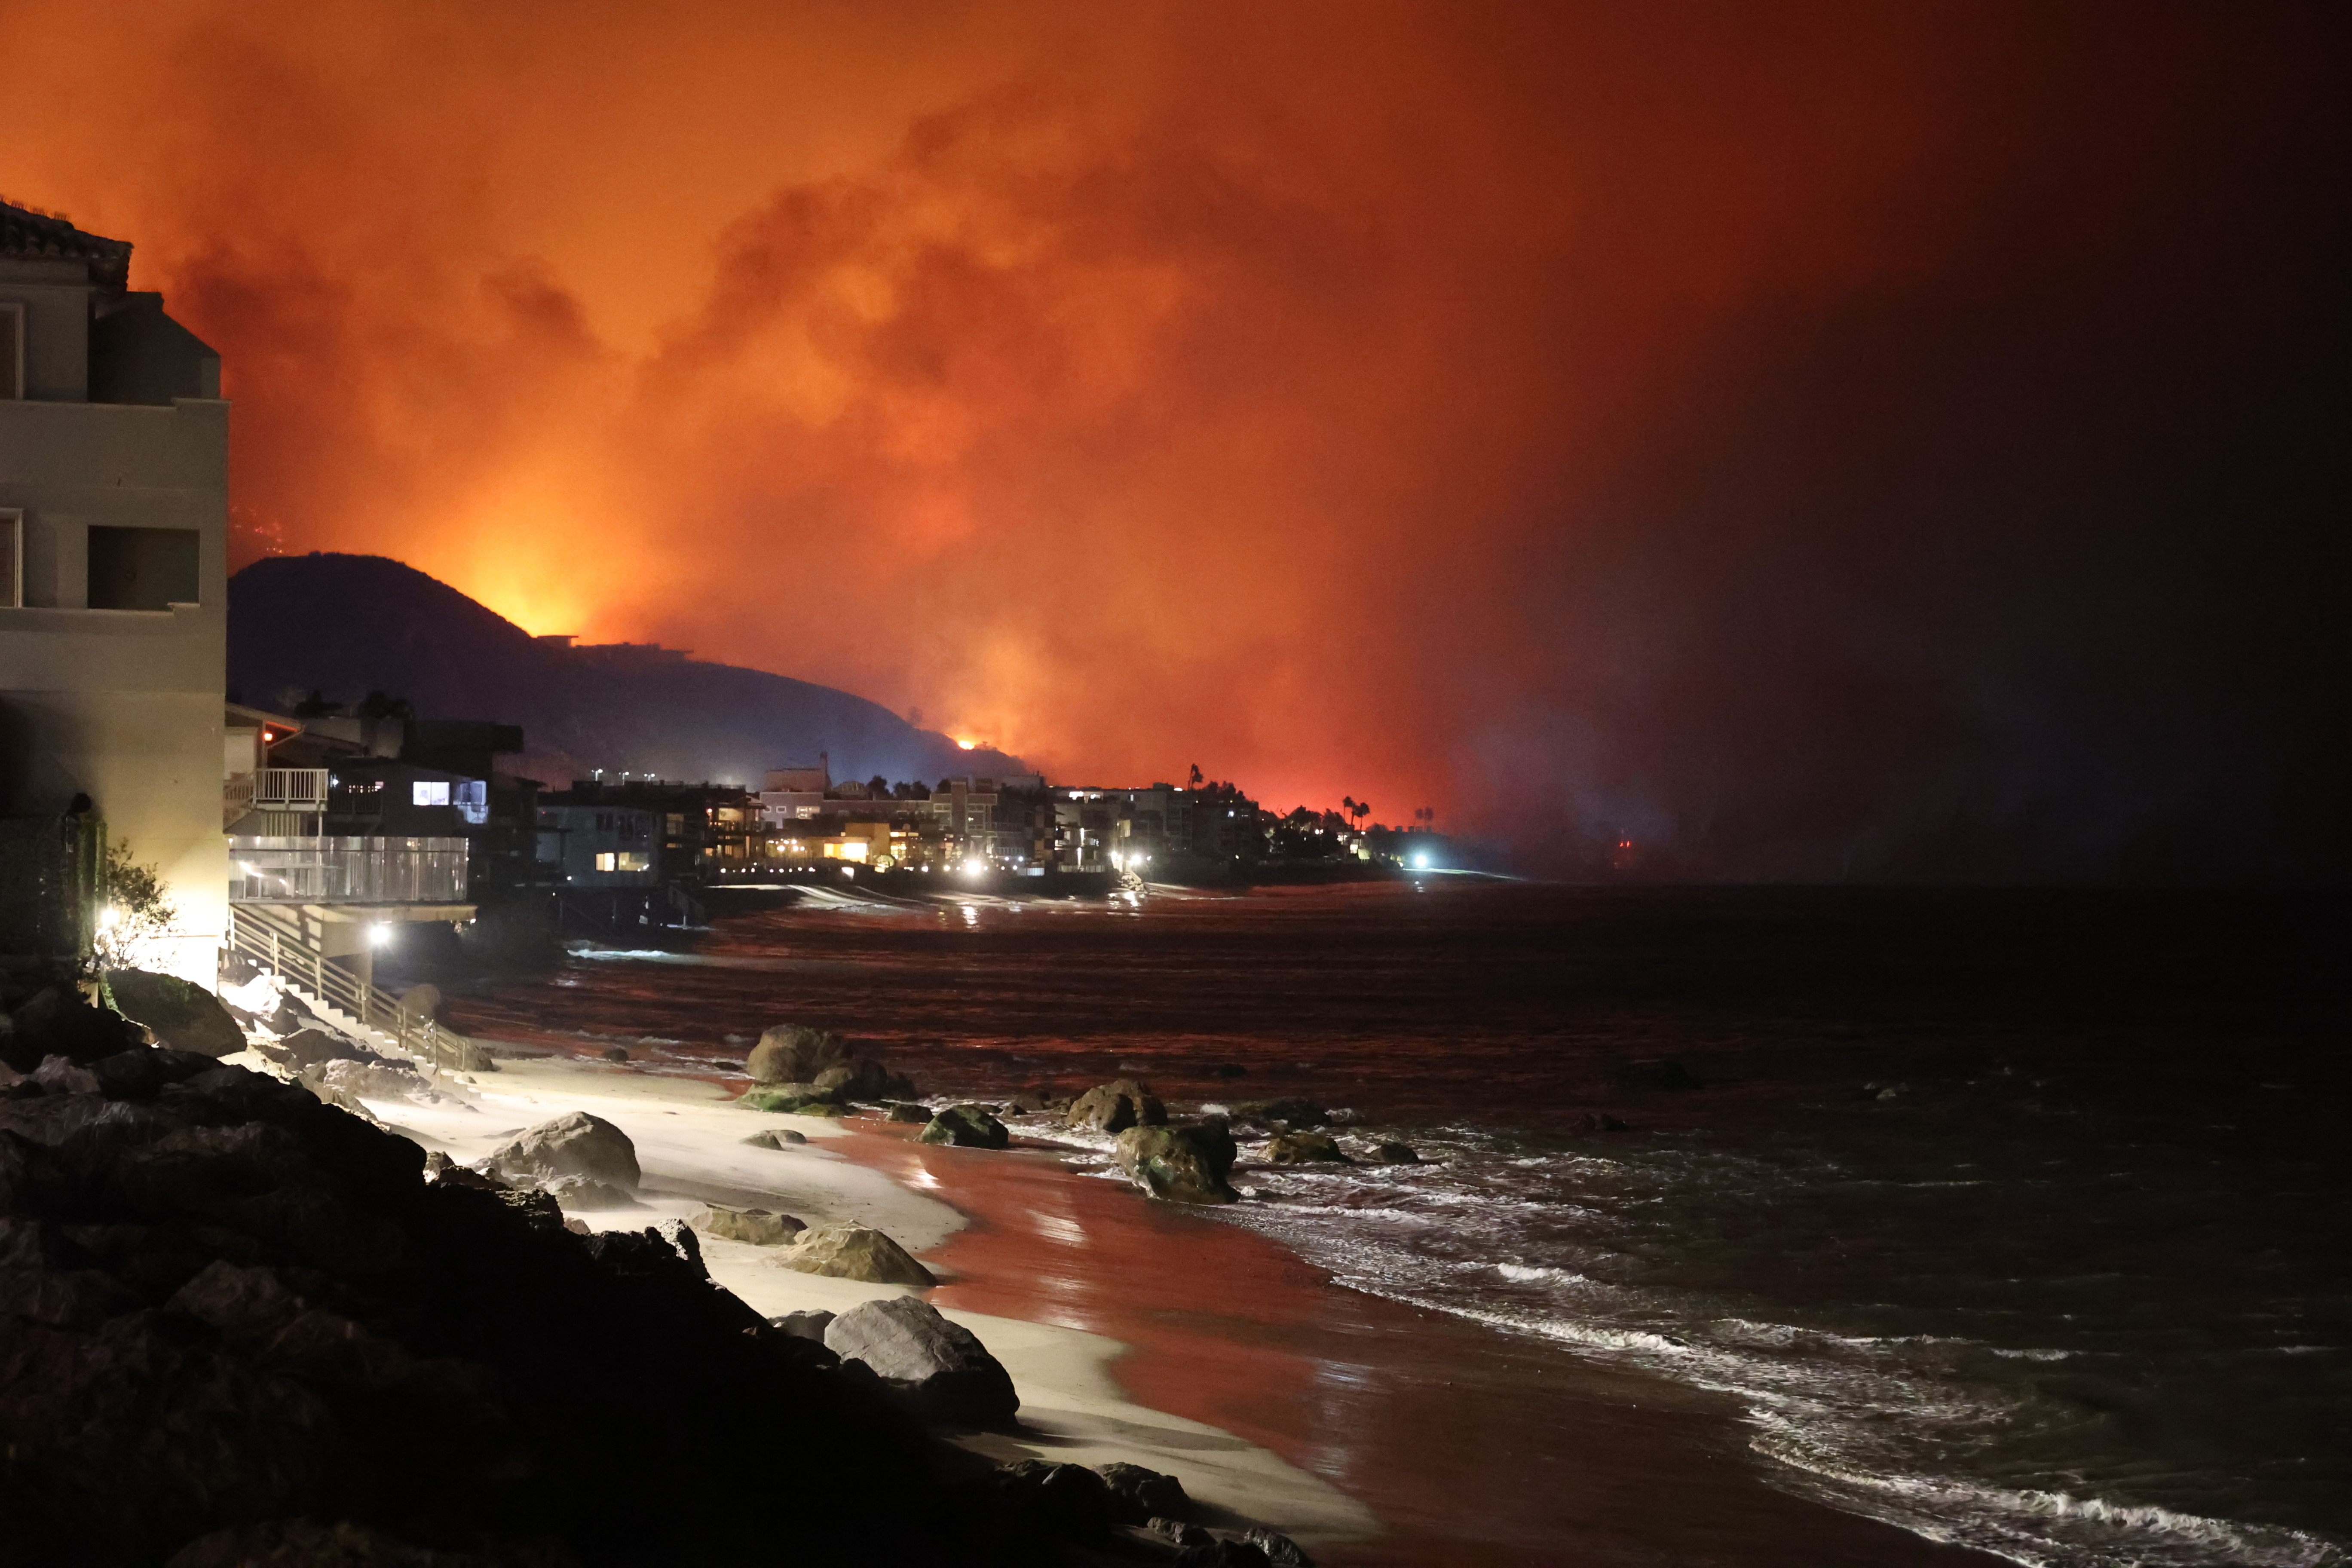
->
[[412, 781, 451, 806], [0, 509, 20, 608], [86, 526, 199, 610], [0, 304, 21, 399]]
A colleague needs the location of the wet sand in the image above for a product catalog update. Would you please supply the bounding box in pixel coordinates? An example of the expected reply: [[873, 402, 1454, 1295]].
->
[[842, 1124, 2014, 1568]]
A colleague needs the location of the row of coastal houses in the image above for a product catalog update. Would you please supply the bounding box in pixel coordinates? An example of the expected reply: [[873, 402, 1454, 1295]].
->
[[0, 202, 1433, 1008]]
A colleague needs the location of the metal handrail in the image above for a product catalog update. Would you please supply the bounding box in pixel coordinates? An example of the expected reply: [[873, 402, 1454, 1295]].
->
[[224, 907, 473, 1076]]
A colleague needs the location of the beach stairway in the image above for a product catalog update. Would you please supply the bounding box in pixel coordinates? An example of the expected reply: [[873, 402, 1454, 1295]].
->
[[225, 904, 472, 1074]]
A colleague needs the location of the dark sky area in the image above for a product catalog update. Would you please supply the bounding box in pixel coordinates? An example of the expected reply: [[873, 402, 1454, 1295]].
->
[[10, 1, 2345, 878]]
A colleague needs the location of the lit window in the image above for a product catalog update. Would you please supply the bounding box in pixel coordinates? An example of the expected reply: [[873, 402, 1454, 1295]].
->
[[595, 851, 618, 871], [413, 781, 450, 806]]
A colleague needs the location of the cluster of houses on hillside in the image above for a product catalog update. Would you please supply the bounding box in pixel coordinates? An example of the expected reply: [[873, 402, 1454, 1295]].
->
[[0, 199, 1433, 996]]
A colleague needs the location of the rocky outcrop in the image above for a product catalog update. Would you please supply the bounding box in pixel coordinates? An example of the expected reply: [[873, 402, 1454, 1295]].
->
[[692, 1204, 805, 1246], [886, 1102, 933, 1124], [742, 1128, 807, 1148], [1366, 1140, 1422, 1163], [825, 1295, 1018, 1428], [481, 1111, 640, 1192], [918, 1104, 1009, 1149], [0, 1043, 968, 1566], [1113, 1120, 1240, 1204], [102, 971, 244, 1057], [0, 986, 147, 1071], [774, 1221, 937, 1287], [745, 1023, 913, 1100], [1240, 1524, 1317, 1564], [1066, 1078, 1166, 1134], [1264, 1131, 1349, 1165], [1098, 1461, 1193, 1524]]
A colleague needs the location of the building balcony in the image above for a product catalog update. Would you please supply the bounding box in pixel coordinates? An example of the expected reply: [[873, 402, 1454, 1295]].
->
[[230, 834, 469, 905]]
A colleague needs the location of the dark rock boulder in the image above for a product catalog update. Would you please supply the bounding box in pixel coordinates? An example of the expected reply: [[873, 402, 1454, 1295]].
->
[[267, 1027, 372, 1072], [745, 1022, 841, 1083], [2, 986, 147, 1070], [1099, 1461, 1192, 1524], [1067, 1078, 1166, 1134], [826, 1295, 1019, 1428], [742, 1127, 807, 1148], [1114, 1120, 1240, 1204], [745, 1024, 912, 1099], [1152, 1517, 1216, 1547], [992, 1460, 1113, 1543], [886, 1102, 933, 1124], [1566, 1111, 1629, 1132], [481, 1111, 640, 1191], [1366, 1141, 1421, 1163], [103, 971, 245, 1058], [1264, 1131, 1349, 1164], [0, 1040, 966, 1566], [1179, 1540, 1273, 1568], [1242, 1524, 1316, 1564], [1246, 1096, 1327, 1128], [918, 1104, 1009, 1149]]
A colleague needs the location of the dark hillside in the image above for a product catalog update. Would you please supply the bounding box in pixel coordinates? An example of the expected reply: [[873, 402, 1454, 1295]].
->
[[228, 554, 1025, 785]]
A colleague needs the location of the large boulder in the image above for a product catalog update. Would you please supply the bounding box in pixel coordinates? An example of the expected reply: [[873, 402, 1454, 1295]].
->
[[1113, 1120, 1239, 1204], [482, 1111, 640, 1191], [1, 986, 147, 1070], [774, 1222, 937, 1287], [918, 1104, 1009, 1149], [824, 1295, 1018, 1428], [1066, 1078, 1165, 1134], [693, 1204, 806, 1246], [1097, 1461, 1192, 1525], [745, 1024, 910, 1099], [103, 971, 245, 1057], [1265, 1131, 1349, 1165]]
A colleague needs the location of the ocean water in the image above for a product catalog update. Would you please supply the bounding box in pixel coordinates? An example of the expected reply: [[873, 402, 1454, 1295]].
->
[[445, 882, 2351, 1567]]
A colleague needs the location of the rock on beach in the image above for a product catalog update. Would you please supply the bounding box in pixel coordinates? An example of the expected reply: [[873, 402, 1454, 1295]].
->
[[1067, 1078, 1166, 1133], [919, 1103, 1009, 1148], [824, 1295, 1019, 1428], [775, 1221, 937, 1286], [482, 1110, 641, 1191], [1114, 1120, 1240, 1204]]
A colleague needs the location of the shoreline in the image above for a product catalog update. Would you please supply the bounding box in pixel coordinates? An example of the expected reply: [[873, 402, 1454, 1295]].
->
[[371, 1045, 2014, 1567], [366, 1050, 1377, 1552]]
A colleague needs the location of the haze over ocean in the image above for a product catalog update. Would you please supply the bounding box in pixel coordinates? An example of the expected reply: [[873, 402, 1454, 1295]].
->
[[447, 880, 2352, 1567]]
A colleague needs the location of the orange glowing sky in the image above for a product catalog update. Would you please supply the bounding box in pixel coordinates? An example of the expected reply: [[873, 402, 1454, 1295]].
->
[[10, 2, 2343, 875]]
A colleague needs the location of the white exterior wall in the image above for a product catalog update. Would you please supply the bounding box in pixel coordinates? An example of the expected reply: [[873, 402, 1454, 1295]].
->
[[0, 395, 230, 984]]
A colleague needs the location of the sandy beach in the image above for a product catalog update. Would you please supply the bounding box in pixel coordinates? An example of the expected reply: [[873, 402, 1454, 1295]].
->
[[341, 1045, 2018, 1568], [361, 1051, 1381, 1555]]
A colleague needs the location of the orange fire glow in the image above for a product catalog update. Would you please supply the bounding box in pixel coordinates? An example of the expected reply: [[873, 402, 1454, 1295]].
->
[[3, 2, 2314, 866]]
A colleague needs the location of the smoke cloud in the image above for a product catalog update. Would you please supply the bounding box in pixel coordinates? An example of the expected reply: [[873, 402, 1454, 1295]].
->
[[9, 1, 2343, 877]]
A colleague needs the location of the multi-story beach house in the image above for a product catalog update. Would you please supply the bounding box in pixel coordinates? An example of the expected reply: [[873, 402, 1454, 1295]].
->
[[0, 200, 228, 984]]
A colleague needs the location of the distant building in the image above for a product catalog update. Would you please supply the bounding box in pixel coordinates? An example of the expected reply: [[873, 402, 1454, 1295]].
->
[[0, 201, 228, 983]]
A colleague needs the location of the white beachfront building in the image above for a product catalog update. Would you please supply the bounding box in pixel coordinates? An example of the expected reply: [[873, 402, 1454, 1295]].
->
[[0, 199, 229, 985]]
